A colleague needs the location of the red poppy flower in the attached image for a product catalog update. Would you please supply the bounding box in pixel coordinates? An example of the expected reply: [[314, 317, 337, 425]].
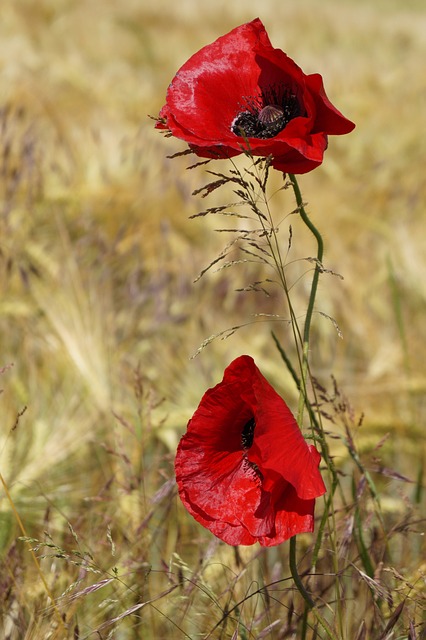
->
[[175, 355, 326, 546], [156, 18, 354, 174]]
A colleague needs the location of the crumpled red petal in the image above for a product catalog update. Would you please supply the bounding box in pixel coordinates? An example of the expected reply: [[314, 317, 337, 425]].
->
[[175, 355, 326, 546]]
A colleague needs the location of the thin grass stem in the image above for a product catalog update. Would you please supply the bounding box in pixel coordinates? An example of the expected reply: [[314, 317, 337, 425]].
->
[[0, 471, 66, 631]]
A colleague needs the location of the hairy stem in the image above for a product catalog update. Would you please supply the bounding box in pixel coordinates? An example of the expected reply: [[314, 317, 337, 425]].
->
[[288, 173, 324, 425]]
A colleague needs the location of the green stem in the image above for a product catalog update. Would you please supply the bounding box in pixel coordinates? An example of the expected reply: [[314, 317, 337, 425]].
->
[[289, 536, 314, 609], [289, 174, 324, 345], [288, 173, 324, 425], [286, 174, 339, 638], [290, 536, 337, 640]]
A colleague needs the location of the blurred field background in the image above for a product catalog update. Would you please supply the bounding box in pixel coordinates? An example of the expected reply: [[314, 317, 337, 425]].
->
[[0, 0, 425, 638]]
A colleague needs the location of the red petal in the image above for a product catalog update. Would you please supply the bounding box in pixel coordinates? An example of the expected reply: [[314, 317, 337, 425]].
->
[[306, 73, 355, 135], [165, 20, 267, 145], [175, 362, 275, 542], [175, 355, 326, 546], [259, 487, 317, 546], [240, 359, 326, 501]]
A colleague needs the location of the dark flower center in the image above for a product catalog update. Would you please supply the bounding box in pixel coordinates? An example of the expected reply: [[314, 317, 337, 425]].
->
[[231, 86, 303, 140], [241, 417, 256, 450]]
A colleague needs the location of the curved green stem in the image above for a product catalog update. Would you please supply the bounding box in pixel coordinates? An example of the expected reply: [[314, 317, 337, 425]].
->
[[289, 536, 337, 640], [289, 174, 324, 345], [289, 536, 314, 609], [288, 173, 324, 426]]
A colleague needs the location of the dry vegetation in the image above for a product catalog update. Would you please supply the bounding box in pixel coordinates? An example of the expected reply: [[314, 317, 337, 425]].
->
[[0, 0, 425, 638]]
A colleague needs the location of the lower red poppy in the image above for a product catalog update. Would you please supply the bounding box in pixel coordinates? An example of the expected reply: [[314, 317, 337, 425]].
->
[[175, 355, 326, 546]]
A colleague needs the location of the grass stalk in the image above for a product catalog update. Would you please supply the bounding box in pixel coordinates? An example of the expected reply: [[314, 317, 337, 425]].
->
[[0, 471, 66, 632]]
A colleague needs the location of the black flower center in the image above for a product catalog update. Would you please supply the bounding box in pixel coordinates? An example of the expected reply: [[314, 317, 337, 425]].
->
[[241, 417, 256, 450], [231, 86, 304, 140]]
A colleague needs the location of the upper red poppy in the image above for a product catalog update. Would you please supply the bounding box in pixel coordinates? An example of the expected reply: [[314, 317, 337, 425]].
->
[[156, 18, 355, 174], [175, 355, 326, 546]]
